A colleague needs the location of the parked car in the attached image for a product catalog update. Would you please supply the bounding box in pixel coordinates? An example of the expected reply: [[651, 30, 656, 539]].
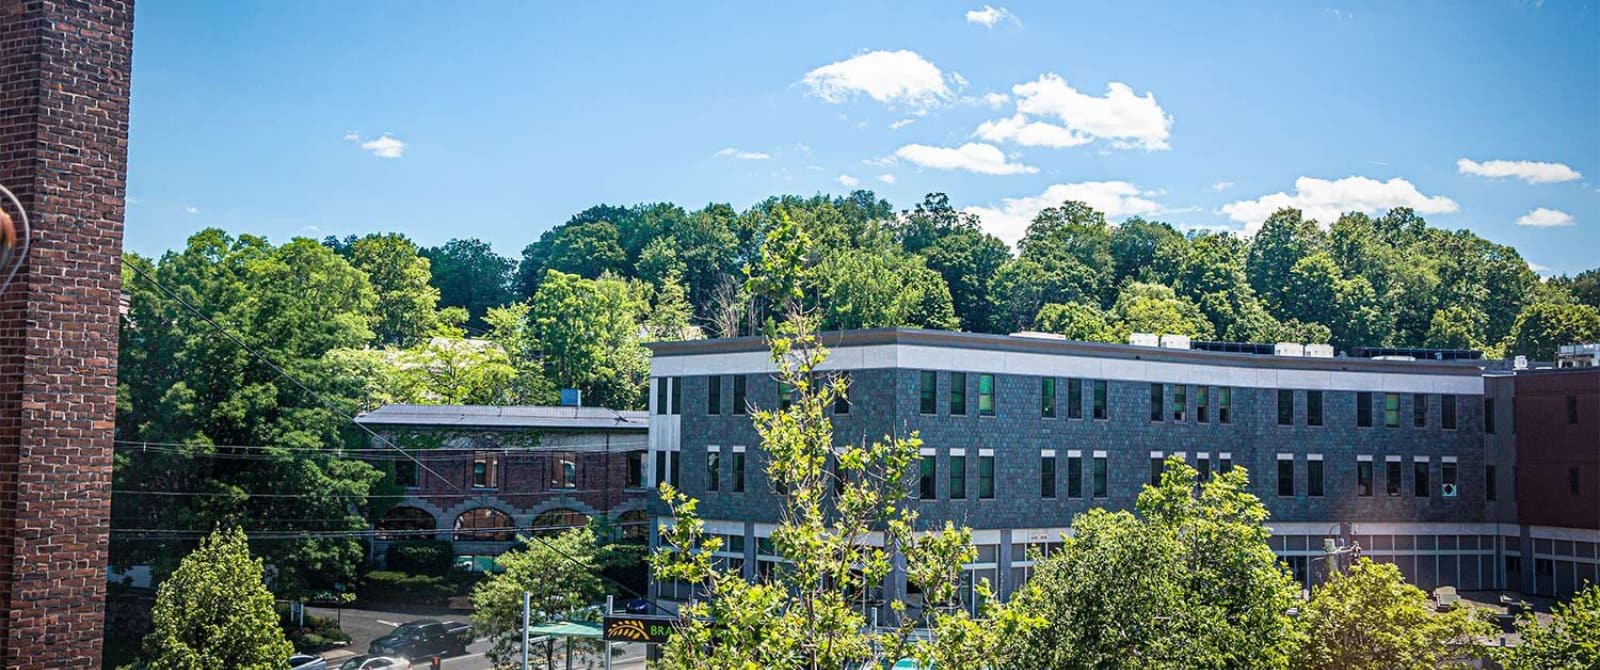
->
[[368, 619, 472, 660], [289, 653, 328, 670], [336, 656, 407, 670]]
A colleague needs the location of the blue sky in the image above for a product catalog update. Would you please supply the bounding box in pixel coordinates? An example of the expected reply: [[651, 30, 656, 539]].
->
[[125, 1, 1599, 275]]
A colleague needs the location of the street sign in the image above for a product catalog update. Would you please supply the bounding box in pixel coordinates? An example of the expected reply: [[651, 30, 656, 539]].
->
[[602, 615, 676, 644]]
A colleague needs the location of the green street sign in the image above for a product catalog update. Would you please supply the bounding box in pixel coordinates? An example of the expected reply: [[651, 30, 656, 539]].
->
[[602, 615, 676, 644]]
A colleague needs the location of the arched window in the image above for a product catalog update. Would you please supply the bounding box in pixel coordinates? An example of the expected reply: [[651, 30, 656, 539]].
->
[[454, 508, 514, 542], [375, 506, 436, 540], [530, 508, 589, 537], [618, 510, 649, 542]]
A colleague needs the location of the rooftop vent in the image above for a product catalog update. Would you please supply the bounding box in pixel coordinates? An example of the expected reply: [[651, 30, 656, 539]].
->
[[1158, 334, 1191, 350], [1011, 331, 1067, 340], [1514, 355, 1529, 370], [1274, 342, 1305, 357], [1304, 343, 1334, 358], [1128, 333, 1159, 347]]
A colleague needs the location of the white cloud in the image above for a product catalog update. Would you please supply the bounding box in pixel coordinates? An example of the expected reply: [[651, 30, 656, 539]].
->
[[360, 134, 405, 159], [802, 50, 955, 108], [863, 155, 898, 167], [1220, 176, 1458, 233], [342, 131, 361, 142], [184, 206, 198, 215], [966, 5, 1017, 27], [1527, 260, 1551, 274], [1457, 158, 1581, 184], [982, 92, 1010, 108], [973, 113, 1090, 148], [1211, 181, 1236, 192], [964, 181, 1163, 247], [889, 118, 917, 130], [990, 73, 1172, 151], [894, 142, 1037, 175], [716, 147, 772, 160], [837, 174, 861, 188], [1325, 8, 1352, 20], [1515, 207, 1574, 228], [878, 173, 897, 184]]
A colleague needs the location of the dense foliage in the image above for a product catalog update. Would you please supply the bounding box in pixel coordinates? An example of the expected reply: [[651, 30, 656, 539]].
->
[[1497, 584, 1600, 670], [471, 528, 606, 669], [1297, 558, 1493, 669], [141, 528, 294, 670]]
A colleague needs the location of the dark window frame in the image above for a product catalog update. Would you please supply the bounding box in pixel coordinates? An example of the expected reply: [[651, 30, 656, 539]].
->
[[977, 374, 995, 417], [1307, 390, 1323, 427], [1041, 377, 1057, 418], [919, 371, 938, 415], [1278, 389, 1295, 426], [950, 372, 968, 416], [707, 375, 722, 415]]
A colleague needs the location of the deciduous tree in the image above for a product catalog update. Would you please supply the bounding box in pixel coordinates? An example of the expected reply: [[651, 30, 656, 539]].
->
[[143, 527, 294, 670], [471, 529, 606, 670], [1497, 584, 1600, 670], [1298, 558, 1492, 670]]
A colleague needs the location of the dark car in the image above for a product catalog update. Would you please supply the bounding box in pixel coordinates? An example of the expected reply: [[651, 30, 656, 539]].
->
[[368, 619, 472, 660]]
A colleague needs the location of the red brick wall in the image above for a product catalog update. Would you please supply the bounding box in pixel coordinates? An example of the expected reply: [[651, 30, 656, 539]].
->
[[1514, 369, 1600, 531], [0, 1, 133, 667]]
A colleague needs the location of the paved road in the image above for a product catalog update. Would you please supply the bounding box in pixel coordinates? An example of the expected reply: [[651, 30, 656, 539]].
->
[[308, 605, 647, 669]]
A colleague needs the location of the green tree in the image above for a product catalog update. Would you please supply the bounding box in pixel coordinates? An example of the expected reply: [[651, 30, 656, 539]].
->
[[142, 527, 294, 670], [423, 238, 516, 328], [345, 233, 441, 346], [813, 248, 958, 331], [1298, 558, 1492, 670], [1011, 459, 1300, 669], [1109, 282, 1216, 340], [528, 270, 650, 409], [645, 271, 699, 341], [1498, 583, 1600, 670], [1423, 305, 1487, 351], [1567, 268, 1600, 312], [651, 213, 1037, 670], [471, 529, 606, 669], [989, 201, 1115, 332], [543, 221, 629, 279], [1034, 302, 1118, 342], [897, 194, 1012, 332], [1501, 301, 1600, 361], [1109, 216, 1185, 287], [1248, 208, 1324, 317]]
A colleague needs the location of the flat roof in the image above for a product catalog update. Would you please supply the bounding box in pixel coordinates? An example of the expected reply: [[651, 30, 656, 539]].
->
[[354, 404, 648, 431], [645, 328, 1487, 377]]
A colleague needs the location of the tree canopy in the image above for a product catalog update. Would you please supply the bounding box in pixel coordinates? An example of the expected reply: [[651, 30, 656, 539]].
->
[[142, 527, 294, 670]]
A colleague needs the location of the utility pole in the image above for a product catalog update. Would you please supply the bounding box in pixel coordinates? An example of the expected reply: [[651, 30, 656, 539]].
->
[[522, 591, 532, 670]]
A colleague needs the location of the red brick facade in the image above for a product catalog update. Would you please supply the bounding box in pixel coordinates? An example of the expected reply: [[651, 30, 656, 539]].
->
[[0, 1, 133, 667], [1514, 368, 1600, 531]]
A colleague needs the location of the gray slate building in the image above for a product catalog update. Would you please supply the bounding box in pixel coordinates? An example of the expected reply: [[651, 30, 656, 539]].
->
[[645, 328, 1527, 610]]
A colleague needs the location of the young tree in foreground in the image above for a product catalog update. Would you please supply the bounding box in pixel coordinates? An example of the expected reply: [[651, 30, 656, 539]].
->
[[1298, 558, 1492, 670], [650, 213, 1038, 670], [142, 527, 293, 670], [1010, 459, 1301, 669], [1497, 583, 1600, 670], [470, 528, 605, 669]]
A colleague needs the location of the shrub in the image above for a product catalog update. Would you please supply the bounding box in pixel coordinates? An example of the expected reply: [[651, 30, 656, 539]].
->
[[358, 570, 455, 605], [385, 540, 455, 576]]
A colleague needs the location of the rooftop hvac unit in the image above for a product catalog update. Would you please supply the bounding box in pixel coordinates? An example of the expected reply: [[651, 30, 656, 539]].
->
[[1128, 333, 1159, 347], [1159, 334, 1192, 350], [1304, 343, 1334, 358], [1274, 342, 1305, 357]]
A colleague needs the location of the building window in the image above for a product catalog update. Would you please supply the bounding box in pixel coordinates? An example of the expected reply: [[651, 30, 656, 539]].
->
[[1068, 378, 1083, 419], [1308, 458, 1324, 497], [1040, 453, 1057, 498], [1068, 454, 1083, 498], [1151, 384, 1165, 422], [671, 377, 682, 415], [1219, 387, 1232, 424], [1307, 390, 1323, 427], [978, 453, 995, 499], [1093, 380, 1108, 420], [1357, 391, 1373, 427], [1386, 459, 1401, 497], [706, 448, 720, 493], [732, 375, 747, 415], [1442, 460, 1457, 497], [919, 371, 938, 415], [1092, 454, 1108, 498], [1219, 452, 1233, 473], [376, 506, 435, 541], [1357, 460, 1373, 497], [1572, 466, 1581, 496], [1414, 393, 1428, 428], [778, 381, 796, 410], [1197, 386, 1210, 424], [1570, 395, 1580, 424], [833, 371, 851, 414], [1041, 378, 1057, 418], [950, 452, 967, 499], [1441, 394, 1457, 430], [671, 449, 680, 487], [731, 450, 746, 493], [552, 452, 577, 489], [454, 508, 513, 542], [1485, 398, 1495, 434], [1414, 459, 1430, 498], [655, 450, 669, 487], [919, 456, 936, 500], [1486, 464, 1497, 501], [1173, 385, 1187, 422], [1278, 457, 1295, 496], [472, 451, 499, 488], [950, 372, 968, 416], [1384, 393, 1400, 428], [656, 378, 669, 415], [1197, 454, 1212, 482], [1277, 390, 1294, 426], [1150, 453, 1165, 486], [626, 452, 643, 489], [708, 375, 722, 415], [978, 374, 995, 417], [395, 459, 419, 488]]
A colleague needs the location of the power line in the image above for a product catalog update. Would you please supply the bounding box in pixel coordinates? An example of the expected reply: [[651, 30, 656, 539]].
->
[[112, 488, 627, 500], [109, 521, 647, 541]]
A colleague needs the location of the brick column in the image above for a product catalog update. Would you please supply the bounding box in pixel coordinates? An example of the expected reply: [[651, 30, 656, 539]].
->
[[0, 1, 134, 667]]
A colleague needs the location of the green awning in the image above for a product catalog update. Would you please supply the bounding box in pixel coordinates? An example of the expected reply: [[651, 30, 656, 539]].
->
[[527, 620, 604, 639]]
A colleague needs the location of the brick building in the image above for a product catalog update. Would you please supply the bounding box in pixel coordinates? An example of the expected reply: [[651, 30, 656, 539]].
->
[[0, 1, 133, 667], [645, 329, 1599, 613], [354, 404, 650, 570]]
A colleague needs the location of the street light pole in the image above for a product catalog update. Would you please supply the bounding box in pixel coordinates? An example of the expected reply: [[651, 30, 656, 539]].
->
[[522, 591, 532, 670]]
